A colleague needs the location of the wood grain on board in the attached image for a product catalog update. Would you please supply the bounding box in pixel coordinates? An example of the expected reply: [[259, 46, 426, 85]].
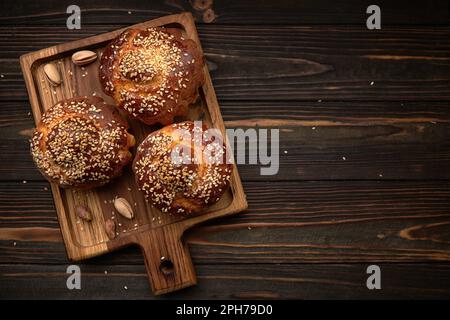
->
[[2, 263, 450, 299], [2, 180, 450, 265], [0, 0, 448, 25], [2, 25, 450, 102], [3, 100, 450, 181]]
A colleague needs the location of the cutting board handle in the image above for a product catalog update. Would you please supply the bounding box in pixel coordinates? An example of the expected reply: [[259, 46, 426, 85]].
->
[[136, 227, 196, 295]]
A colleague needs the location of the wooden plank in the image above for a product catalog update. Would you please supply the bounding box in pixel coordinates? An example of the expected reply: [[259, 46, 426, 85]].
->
[[2, 180, 450, 265], [0, 0, 448, 25], [19, 12, 247, 295], [1, 263, 450, 299], [3, 100, 450, 181], [2, 25, 450, 102]]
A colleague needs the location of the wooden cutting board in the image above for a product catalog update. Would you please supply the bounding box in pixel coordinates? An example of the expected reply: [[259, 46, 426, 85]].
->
[[19, 12, 247, 295]]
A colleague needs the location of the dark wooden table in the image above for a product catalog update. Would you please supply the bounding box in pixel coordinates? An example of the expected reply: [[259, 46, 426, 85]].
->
[[1, 0, 450, 299]]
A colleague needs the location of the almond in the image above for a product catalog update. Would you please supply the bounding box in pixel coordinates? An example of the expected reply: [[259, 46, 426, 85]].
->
[[76, 205, 92, 222], [105, 219, 116, 240], [114, 197, 134, 219], [72, 50, 97, 66], [43, 63, 62, 86], [127, 133, 136, 147]]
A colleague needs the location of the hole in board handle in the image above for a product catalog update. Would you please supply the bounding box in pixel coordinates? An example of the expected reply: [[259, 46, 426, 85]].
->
[[160, 258, 175, 276]]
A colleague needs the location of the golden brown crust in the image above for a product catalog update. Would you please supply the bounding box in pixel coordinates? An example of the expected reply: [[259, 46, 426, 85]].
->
[[31, 96, 135, 189], [99, 27, 205, 125], [133, 121, 233, 215]]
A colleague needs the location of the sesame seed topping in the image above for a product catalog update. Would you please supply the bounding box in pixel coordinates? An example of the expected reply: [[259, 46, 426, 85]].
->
[[133, 121, 232, 214], [99, 27, 204, 125], [31, 97, 133, 188]]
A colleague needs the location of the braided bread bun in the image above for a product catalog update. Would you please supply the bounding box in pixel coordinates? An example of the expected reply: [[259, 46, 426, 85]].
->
[[99, 27, 205, 125], [133, 121, 233, 214], [31, 96, 135, 189]]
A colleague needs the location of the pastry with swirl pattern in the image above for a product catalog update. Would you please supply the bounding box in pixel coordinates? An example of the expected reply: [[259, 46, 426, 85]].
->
[[133, 121, 233, 214], [99, 27, 205, 125], [31, 96, 135, 188]]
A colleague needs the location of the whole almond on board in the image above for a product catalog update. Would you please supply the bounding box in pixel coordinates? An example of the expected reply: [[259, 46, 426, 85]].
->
[[105, 219, 116, 240], [114, 197, 134, 219], [72, 50, 97, 66], [43, 63, 61, 86], [76, 205, 92, 222]]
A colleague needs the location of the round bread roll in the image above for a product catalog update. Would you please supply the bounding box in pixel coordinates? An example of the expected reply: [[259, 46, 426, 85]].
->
[[99, 27, 205, 125], [133, 121, 233, 214], [31, 96, 135, 189]]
